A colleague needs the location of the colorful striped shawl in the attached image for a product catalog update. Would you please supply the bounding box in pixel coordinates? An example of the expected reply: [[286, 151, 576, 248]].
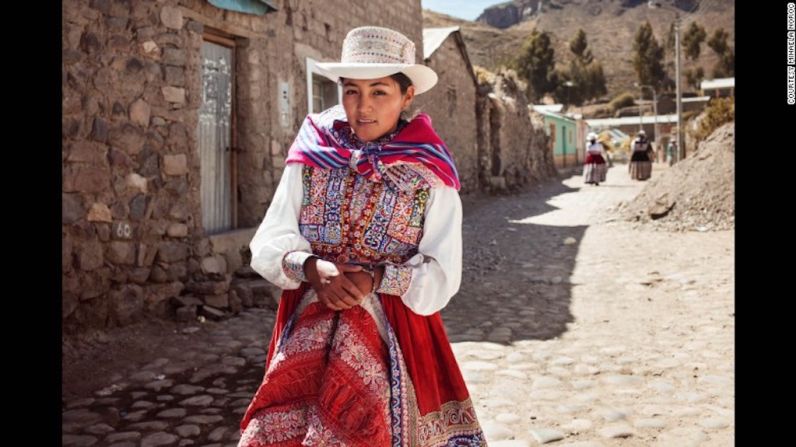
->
[[285, 105, 460, 191]]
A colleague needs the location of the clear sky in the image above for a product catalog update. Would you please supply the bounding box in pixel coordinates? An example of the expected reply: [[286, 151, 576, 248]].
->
[[420, 0, 509, 21]]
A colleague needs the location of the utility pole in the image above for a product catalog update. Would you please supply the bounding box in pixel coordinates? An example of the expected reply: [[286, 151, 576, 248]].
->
[[649, 1, 685, 163], [637, 91, 643, 132], [652, 89, 658, 160], [675, 13, 684, 162]]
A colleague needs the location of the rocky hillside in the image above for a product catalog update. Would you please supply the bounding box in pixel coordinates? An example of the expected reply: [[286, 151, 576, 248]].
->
[[619, 121, 734, 232], [423, 0, 734, 99]]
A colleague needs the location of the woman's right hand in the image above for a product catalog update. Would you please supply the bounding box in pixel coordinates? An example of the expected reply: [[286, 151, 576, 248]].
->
[[304, 257, 366, 311]]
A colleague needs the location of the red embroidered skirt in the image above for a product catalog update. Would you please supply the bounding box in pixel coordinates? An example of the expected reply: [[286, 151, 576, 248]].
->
[[238, 283, 485, 446]]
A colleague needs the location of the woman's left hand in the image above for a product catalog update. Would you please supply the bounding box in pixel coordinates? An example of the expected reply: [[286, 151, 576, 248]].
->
[[345, 271, 374, 296], [346, 266, 385, 296]]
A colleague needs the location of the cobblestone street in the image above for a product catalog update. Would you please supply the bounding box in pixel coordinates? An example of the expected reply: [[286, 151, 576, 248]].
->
[[63, 163, 734, 446]]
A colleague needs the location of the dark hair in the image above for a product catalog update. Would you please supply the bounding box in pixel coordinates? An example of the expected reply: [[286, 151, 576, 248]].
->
[[340, 74, 413, 95], [390, 72, 413, 94]]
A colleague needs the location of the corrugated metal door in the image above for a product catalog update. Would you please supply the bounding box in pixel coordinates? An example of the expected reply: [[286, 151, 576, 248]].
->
[[198, 40, 234, 234]]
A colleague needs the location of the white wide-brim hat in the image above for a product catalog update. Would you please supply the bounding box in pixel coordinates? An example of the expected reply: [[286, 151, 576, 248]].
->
[[315, 26, 438, 95]]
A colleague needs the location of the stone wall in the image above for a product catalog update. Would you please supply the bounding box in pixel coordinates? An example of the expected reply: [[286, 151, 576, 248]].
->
[[62, 0, 423, 333], [413, 32, 479, 193], [62, 0, 557, 334], [475, 70, 555, 192]]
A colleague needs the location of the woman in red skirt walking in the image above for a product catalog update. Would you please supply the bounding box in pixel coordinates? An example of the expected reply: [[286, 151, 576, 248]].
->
[[583, 132, 608, 186]]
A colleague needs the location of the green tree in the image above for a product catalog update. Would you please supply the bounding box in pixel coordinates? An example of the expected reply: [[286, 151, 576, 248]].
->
[[633, 21, 666, 89], [707, 28, 730, 54], [685, 67, 705, 90], [556, 29, 606, 105], [569, 29, 594, 65], [587, 62, 608, 99], [707, 28, 734, 77], [515, 29, 558, 101], [682, 22, 707, 61], [664, 22, 676, 56]]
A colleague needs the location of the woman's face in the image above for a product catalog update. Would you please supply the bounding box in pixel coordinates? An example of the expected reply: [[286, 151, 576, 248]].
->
[[341, 76, 415, 142]]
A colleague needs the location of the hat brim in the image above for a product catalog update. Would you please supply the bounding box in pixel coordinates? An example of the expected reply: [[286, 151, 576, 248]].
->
[[314, 62, 438, 95]]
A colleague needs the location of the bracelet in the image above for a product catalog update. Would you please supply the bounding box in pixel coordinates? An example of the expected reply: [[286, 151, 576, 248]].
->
[[347, 261, 381, 294]]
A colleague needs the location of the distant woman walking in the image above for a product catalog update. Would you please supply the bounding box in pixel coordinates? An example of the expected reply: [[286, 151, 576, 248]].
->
[[629, 130, 652, 180], [583, 132, 608, 186]]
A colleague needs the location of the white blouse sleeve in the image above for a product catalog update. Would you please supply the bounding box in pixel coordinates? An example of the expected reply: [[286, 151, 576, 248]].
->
[[376, 186, 463, 316], [249, 163, 314, 290]]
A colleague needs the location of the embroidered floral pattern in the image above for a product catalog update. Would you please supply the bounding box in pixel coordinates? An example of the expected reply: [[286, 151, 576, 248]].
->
[[240, 293, 485, 447], [377, 264, 413, 296], [239, 404, 308, 445], [416, 398, 486, 446], [281, 251, 313, 283], [302, 404, 348, 446], [335, 322, 391, 397], [299, 165, 429, 267], [240, 298, 394, 446]]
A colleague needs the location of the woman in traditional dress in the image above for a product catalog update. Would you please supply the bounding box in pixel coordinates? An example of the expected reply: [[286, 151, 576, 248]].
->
[[629, 130, 653, 180], [238, 26, 486, 447], [583, 132, 608, 186]]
